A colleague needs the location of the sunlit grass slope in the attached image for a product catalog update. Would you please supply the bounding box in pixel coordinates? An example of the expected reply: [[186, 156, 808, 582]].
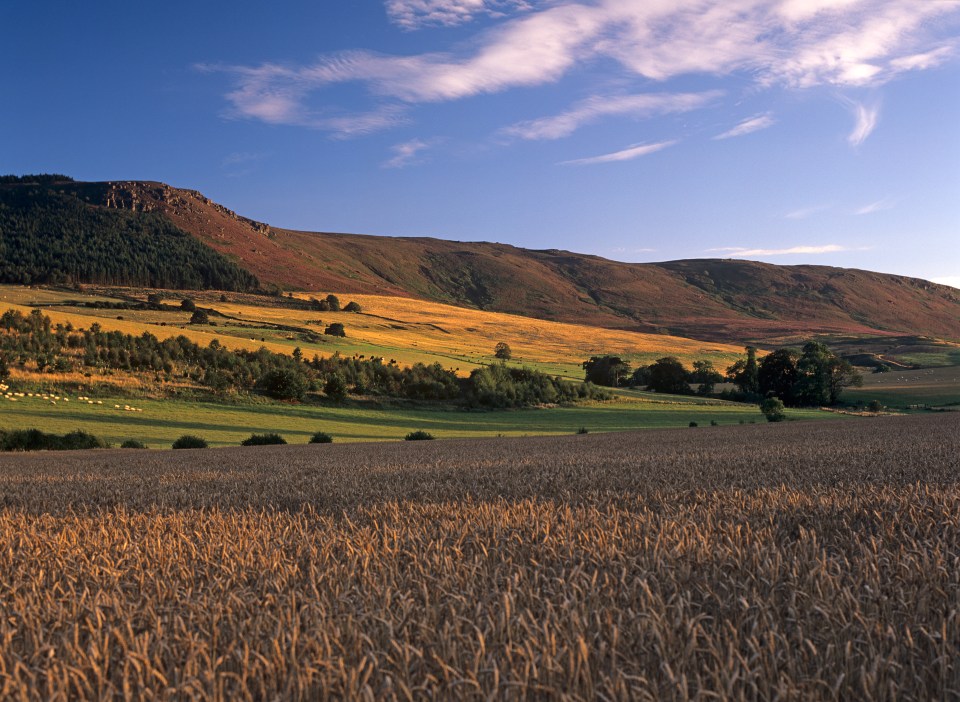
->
[[1, 285, 746, 378]]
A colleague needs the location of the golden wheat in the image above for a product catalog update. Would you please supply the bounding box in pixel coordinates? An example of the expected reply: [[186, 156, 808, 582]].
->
[[0, 413, 957, 700]]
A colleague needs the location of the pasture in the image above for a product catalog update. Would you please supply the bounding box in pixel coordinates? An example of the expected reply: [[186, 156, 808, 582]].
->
[[845, 365, 960, 408], [0, 413, 957, 699], [0, 385, 814, 447]]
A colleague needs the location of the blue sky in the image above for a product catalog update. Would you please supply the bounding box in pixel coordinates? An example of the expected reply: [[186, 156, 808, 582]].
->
[[4, 0, 959, 286]]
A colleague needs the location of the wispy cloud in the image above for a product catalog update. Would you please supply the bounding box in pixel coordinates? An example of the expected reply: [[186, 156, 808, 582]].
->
[[503, 91, 722, 141], [855, 197, 897, 215], [848, 101, 880, 146], [932, 276, 960, 290], [713, 113, 776, 140], [560, 140, 677, 166], [386, 0, 532, 29], [785, 204, 831, 220], [205, 1, 960, 136], [709, 244, 855, 257], [383, 138, 435, 168], [220, 151, 271, 177]]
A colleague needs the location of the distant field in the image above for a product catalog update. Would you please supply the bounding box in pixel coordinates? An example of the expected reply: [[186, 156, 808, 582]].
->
[[0, 414, 956, 699], [0, 389, 822, 447], [0, 285, 746, 379], [846, 366, 960, 408]]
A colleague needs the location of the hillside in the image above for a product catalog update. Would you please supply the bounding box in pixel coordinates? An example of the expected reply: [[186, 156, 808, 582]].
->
[[4, 177, 959, 344]]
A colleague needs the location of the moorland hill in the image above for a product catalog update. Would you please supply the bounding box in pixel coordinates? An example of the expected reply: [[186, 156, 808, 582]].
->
[[2, 176, 958, 344]]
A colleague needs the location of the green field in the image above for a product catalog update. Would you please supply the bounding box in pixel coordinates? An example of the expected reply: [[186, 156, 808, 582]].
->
[[845, 366, 960, 408], [0, 390, 828, 448]]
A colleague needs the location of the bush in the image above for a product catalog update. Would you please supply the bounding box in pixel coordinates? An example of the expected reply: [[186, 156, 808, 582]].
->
[[172, 435, 208, 449], [576, 427, 589, 435], [255, 367, 309, 401], [343, 301, 362, 313], [120, 439, 147, 449], [324, 373, 348, 401], [0, 428, 108, 451], [405, 430, 435, 441], [494, 342, 512, 360], [190, 309, 209, 325], [241, 433, 287, 446], [689, 421, 698, 427], [760, 397, 787, 422], [309, 431, 333, 444], [324, 322, 346, 337], [180, 298, 196, 312], [867, 400, 884, 413]]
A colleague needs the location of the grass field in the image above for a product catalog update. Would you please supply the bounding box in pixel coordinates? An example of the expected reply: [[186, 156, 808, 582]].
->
[[0, 388, 821, 447], [846, 366, 960, 408], [0, 413, 956, 699], [0, 285, 747, 379]]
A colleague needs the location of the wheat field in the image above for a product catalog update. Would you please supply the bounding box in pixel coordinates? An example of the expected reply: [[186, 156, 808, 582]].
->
[[0, 413, 958, 700]]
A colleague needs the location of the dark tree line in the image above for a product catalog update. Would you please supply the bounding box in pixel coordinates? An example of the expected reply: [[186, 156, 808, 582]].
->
[[0, 309, 605, 409], [583, 355, 723, 395], [584, 342, 860, 406], [726, 341, 862, 406], [0, 184, 259, 290]]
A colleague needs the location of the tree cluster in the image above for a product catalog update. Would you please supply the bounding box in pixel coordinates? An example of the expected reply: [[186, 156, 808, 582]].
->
[[465, 363, 609, 408], [726, 341, 861, 406], [0, 309, 606, 409], [584, 355, 723, 396]]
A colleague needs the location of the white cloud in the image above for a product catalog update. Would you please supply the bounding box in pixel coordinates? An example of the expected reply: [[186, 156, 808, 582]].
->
[[785, 204, 830, 220], [386, 0, 532, 29], [848, 101, 880, 146], [383, 138, 434, 168], [207, 1, 960, 135], [503, 91, 722, 140], [560, 140, 677, 166], [932, 276, 960, 289], [709, 244, 853, 256], [854, 197, 896, 215], [713, 113, 776, 140]]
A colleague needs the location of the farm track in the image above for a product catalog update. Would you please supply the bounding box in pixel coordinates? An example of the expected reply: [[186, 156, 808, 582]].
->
[[0, 414, 958, 700]]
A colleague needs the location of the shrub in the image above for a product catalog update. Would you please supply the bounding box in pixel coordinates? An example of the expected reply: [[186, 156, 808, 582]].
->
[[760, 397, 787, 422], [180, 298, 196, 312], [689, 421, 698, 427], [324, 373, 348, 402], [324, 322, 346, 337], [494, 342, 512, 360], [576, 427, 589, 435], [190, 309, 209, 325], [867, 400, 884, 413], [710, 420, 719, 426], [343, 301, 362, 313], [120, 439, 147, 449], [255, 368, 309, 401], [405, 430, 435, 441], [0, 428, 108, 451], [172, 435, 208, 449], [309, 431, 333, 444], [241, 433, 287, 446]]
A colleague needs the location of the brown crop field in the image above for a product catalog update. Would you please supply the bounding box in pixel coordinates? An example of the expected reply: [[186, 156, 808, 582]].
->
[[0, 414, 958, 700]]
